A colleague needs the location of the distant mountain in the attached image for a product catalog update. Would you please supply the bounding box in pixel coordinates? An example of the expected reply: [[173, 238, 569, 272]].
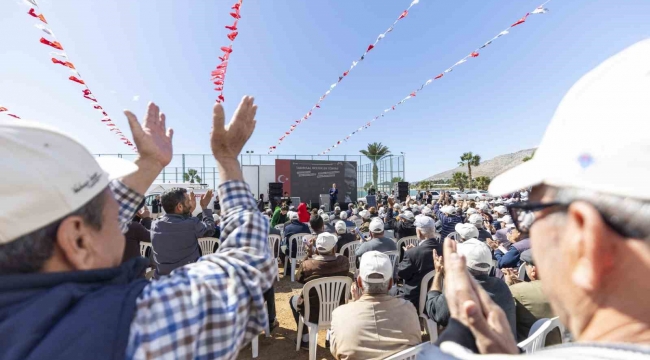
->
[[422, 148, 536, 181]]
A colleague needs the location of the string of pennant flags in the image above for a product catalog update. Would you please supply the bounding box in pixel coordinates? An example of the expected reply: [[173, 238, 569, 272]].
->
[[319, 2, 551, 155], [0, 106, 22, 119], [211, 0, 244, 104], [268, 0, 421, 154], [10, 0, 136, 150]]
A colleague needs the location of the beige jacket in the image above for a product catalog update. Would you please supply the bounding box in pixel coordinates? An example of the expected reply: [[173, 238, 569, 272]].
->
[[330, 294, 421, 360]]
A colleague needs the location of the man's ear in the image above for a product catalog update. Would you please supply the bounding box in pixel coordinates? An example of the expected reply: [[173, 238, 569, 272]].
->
[[56, 215, 96, 271], [565, 201, 617, 292]]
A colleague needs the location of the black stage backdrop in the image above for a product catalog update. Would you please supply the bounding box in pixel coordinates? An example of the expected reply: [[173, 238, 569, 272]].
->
[[275, 159, 357, 206]]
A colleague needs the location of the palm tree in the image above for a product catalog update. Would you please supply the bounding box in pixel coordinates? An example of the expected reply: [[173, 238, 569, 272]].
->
[[451, 172, 469, 192], [183, 168, 202, 184], [458, 152, 481, 190], [363, 182, 374, 191], [475, 176, 491, 191], [360, 142, 391, 189]]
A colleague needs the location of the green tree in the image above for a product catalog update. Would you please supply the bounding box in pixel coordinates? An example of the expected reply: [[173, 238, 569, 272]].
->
[[360, 142, 391, 189], [522, 150, 536, 162], [183, 168, 202, 183], [417, 180, 432, 190], [363, 182, 374, 191], [475, 176, 492, 191], [458, 152, 481, 190], [451, 172, 469, 192], [391, 176, 404, 184]]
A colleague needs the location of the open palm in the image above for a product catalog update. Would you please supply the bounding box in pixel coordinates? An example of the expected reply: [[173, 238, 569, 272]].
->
[[124, 102, 173, 168]]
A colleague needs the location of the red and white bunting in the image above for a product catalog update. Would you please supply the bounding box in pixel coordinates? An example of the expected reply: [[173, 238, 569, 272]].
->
[[268, 0, 421, 154], [211, 0, 244, 104], [24, 3, 136, 150], [319, 1, 551, 155]]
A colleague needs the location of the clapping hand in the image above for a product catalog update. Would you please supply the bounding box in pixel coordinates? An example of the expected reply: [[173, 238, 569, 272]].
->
[[433, 249, 444, 275], [503, 268, 522, 286], [139, 205, 151, 219], [443, 238, 519, 354], [189, 191, 197, 213], [211, 96, 257, 162], [200, 189, 214, 210], [125, 102, 173, 168]]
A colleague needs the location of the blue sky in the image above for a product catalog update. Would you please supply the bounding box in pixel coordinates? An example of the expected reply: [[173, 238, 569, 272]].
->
[[2, 0, 649, 181]]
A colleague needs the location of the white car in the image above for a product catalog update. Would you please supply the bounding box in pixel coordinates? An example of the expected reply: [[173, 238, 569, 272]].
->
[[449, 191, 468, 201], [465, 190, 493, 201]]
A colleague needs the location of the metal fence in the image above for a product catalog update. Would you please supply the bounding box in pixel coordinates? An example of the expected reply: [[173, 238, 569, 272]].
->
[[94, 153, 405, 198]]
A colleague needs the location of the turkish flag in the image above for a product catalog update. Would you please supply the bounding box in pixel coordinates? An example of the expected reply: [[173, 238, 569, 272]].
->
[[40, 37, 63, 50], [0, 107, 7, 112], [511, 13, 529, 27], [227, 31, 238, 41], [69, 76, 85, 85], [434, 73, 443, 79], [366, 44, 375, 52], [399, 10, 408, 19], [470, 52, 479, 57]]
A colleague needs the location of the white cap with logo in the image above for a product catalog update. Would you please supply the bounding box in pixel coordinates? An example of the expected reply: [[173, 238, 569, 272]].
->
[[490, 40, 650, 199], [369, 218, 384, 233], [457, 239, 493, 272], [0, 120, 137, 244], [358, 251, 393, 283], [316, 232, 337, 253]]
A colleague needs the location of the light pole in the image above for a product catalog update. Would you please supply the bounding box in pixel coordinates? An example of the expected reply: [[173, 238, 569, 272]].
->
[[401, 152, 406, 182]]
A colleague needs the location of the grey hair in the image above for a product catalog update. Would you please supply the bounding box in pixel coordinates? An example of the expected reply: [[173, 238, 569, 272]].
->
[[417, 226, 437, 239], [0, 189, 106, 275], [361, 273, 391, 295], [552, 187, 650, 240], [468, 267, 490, 277]]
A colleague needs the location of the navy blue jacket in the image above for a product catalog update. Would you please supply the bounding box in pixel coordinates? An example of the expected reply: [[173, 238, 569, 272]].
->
[[0, 258, 149, 360], [283, 220, 311, 258]]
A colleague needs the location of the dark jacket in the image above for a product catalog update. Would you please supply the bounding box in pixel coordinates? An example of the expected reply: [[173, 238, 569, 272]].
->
[[257, 199, 265, 212], [495, 238, 531, 269], [477, 228, 493, 242], [425, 274, 517, 338], [151, 209, 215, 277], [283, 220, 311, 258], [151, 199, 160, 213], [336, 233, 357, 257], [397, 239, 442, 311], [0, 258, 149, 360], [122, 221, 151, 264], [296, 254, 350, 323], [395, 219, 417, 240]]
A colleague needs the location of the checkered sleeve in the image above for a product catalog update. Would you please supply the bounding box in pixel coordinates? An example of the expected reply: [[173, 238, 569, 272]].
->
[[109, 180, 144, 234], [126, 180, 276, 360]]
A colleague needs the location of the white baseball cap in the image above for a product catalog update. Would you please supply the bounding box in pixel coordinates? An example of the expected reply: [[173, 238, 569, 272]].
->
[[401, 211, 415, 221], [414, 215, 435, 230], [360, 210, 370, 219], [497, 215, 513, 224], [369, 218, 384, 233], [490, 40, 650, 199], [316, 232, 337, 252], [358, 251, 393, 283], [455, 223, 479, 240], [441, 205, 454, 215], [289, 211, 299, 220], [334, 206, 341, 211], [466, 208, 478, 215], [468, 214, 484, 226], [421, 207, 432, 216], [335, 220, 347, 234], [457, 239, 493, 272], [494, 206, 508, 215], [0, 120, 137, 244], [321, 213, 330, 222], [340, 211, 348, 220]]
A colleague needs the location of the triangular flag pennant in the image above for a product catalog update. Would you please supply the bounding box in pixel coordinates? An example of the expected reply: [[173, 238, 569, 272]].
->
[[40, 37, 63, 50], [398, 10, 408, 20], [343, 71, 349, 77], [410, 92, 416, 97], [511, 13, 529, 27], [225, 24, 238, 31], [28, 8, 47, 24], [227, 31, 238, 41], [470, 52, 479, 58], [338, 76, 343, 82], [497, 30, 510, 37], [221, 46, 233, 53], [376, 34, 385, 42], [425, 79, 433, 85], [410, 0, 420, 5], [352, 61, 358, 67], [50, 51, 68, 58], [480, 41, 492, 49], [51, 58, 75, 69], [434, 73, 444, 80], [69, 76, 85, 85], [366, 44, 374, 52], [25, 0, 39, 6], [35, 24, 53, 36], [444, 68, 453, 73], [8, 114, 21, 119], [330, 83, 337, 89], [0, 107, 7, 112], [316, 104, 320, 108], [454, 59, 467, 66], [532, 7, 549, 14]]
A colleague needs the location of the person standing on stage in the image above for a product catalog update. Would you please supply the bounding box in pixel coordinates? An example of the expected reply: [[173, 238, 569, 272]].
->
[[329, 183, 338, 212]]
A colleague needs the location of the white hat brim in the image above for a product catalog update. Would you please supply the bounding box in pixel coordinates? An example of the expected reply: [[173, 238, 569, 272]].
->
[[489, 159, 544, 197], [96, 156, 139, 181]]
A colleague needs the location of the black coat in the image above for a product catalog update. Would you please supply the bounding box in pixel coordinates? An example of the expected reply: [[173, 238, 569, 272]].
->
[[397, 238, 442, 311]]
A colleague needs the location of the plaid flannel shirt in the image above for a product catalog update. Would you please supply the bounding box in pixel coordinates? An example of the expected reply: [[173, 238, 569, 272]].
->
[[109, 180, 145, 234], [116, 180, 276, 359]]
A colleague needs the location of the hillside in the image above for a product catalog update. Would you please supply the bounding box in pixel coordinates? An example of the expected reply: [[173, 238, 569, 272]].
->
[[422, 148, 536, 181]]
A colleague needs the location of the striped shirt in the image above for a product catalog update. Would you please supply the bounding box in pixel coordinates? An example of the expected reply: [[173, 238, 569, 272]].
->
[[434, 203, 463, 239]]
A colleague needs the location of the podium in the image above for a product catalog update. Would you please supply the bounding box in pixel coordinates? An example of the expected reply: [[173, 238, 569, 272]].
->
[[319, 194, 330, 212]]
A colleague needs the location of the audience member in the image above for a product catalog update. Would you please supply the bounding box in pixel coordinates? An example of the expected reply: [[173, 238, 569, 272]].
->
[[425, 239, 516, 337], [271, 205, 289, 227], [453, 223, 479, 243], [151, 187, 215, 278], [281, 211, 310, 264], [397, 215, 440, 311], [257, 194, 265, 212], [335, 221, 356, 258], [290, 233, 350, 349], [348, 208, 360, 222], [296, 202, 310, 223], [212, 214, 221, 240], [340, 211, 355, 228], [394, 210, 417, 240], [151, 195, 161, 218], [358, 210, 371, 233], [0, 97, 276, 359], [488, 225, 530, 269], [330, 251, 421, 360], [435, 195, 464, 239], [355, 218, 397, 264], [468, 213, 493, 242], [122, 205, 153, 264]]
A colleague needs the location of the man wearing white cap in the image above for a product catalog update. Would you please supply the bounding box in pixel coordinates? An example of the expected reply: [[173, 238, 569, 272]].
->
[[321, 213, 336, 234], [434, 199, 464, 239], [330, 251, 421, 360], [468, 213, 493, 242], [0, 97, 277, 359], [420, 41, 650, 358], [453, 223, 479, 243], [397, 215, 441, 310], [335, 220, 356, 258], [290, 232, 350, 349], [358, 209, 371, 233], [355, 218, 397, 264], [393, 210, 417, 240], [339, 211, 355, 228], [425, 239, 515, 337]]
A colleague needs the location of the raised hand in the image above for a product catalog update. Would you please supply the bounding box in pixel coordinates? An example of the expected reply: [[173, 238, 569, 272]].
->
[[125, 102, 173, 168], [139, 205, 151, 219], [189, 191, 197, 213], [200, 189, 214, 210], [211, 96, 257, 162], [433, 249, 444, 274]]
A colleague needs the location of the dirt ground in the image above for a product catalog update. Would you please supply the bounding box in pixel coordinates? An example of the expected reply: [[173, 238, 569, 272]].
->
[[237, 263, 336, 360]]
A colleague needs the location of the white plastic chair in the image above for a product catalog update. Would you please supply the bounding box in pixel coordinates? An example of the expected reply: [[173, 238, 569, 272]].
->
[[517, 317, 565, 354], [385, 229, 395, 239], [338, 242, 361, 273], [518, 262, 527, 280], [274, 224, 284, 238], [397, 236, 420, 251], [384, 250, 399, 273], [198, 237, 220, 256], [445, 231, 461, 242], [268, 234, 281, 281], [285, 233, 310, 282], [383, 342, 428, 360], [417, 270, 439, 343], [139, 242, 152, 257], [251, 302, 271, 358], [296, 276, 352, 360], [353, 218, 363, 227]]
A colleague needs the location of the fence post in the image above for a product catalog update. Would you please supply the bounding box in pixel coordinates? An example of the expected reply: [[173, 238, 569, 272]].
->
[[182, 154, 186, 183], [213, 167, 216, 189], [202, 155, 205, 183]]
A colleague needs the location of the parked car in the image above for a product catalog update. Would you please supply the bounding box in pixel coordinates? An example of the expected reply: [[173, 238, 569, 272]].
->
[[449, 191, 468, 201], [426, 190, 441, 202], [465, 190, 493, 201]]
